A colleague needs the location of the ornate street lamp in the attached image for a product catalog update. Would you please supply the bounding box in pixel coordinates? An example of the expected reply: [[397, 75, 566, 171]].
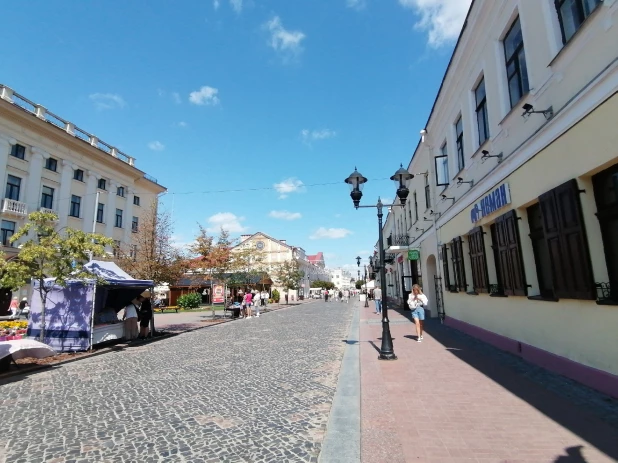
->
[[344, 165, 413, 361], [356, 255, 369, 307]]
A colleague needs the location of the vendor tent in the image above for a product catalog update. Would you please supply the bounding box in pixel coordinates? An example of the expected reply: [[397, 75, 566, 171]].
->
[[27, 260, 153, 352]]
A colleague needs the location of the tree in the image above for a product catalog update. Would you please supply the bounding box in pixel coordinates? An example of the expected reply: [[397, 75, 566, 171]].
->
[[0, 211, 113, 341], [114, 201, 188, 288], [310, 280, 334, 290], [355, 280, 365, 290], [272, 258, 304, 304]]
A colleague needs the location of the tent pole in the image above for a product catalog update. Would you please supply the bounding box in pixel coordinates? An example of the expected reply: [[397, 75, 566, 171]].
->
[[89, 283, 96, 351]]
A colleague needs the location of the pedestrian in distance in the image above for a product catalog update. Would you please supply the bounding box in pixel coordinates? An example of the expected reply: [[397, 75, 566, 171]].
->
[[8, 297, 18, 319], [408, 284, 428, 342], [373, 287, 382, 314], [338, 290, 343, 302], [123, 296, 142, 341], [138, 291, 153, 339], [244, 292, 253, 318], [343, 289, 350, 303], [324, 289, 329, 302], [253, 290, 260, 318]]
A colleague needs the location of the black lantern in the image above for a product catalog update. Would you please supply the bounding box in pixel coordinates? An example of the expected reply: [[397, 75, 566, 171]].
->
[[344, 168, 368, 208], [356, 256, 361, 267], [390, 164, 414, 206]]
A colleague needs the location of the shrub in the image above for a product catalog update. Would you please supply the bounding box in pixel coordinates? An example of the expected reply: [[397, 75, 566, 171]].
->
[[272, 289, 280, 302], [177, 293, 202, 310], [0, 321, 27, 330]]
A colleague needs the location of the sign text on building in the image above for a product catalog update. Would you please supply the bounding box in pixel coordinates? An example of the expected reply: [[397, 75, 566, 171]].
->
[[470, 183, 511, 223], [408, 250, 420, 261]]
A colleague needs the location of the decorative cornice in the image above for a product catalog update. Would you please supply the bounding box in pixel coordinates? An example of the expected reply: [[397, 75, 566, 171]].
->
[[31, 147, 50, 159]]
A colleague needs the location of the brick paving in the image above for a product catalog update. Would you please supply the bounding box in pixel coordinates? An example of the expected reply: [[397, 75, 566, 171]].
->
[[359, 301, 618, 463], [0, 301, 352, 463]]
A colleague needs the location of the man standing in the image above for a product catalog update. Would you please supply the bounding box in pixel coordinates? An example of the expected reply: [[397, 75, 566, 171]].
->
[[343, 289, 350, 303], [373, 287, 382, 315], [324, 289, 329, 302]]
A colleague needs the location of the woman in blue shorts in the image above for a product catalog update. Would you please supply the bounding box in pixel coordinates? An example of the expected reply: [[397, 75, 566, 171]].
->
[[408, 284, 428, 342]]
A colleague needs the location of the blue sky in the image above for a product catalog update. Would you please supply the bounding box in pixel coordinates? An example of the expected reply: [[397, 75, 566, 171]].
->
[[1, 0, 470, 271]]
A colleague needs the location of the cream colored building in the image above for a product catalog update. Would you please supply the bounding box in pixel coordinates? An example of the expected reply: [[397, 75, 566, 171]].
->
[[0, 85, 166, 298], [379, 0, 618, 397], [235, 232, 330, 300]]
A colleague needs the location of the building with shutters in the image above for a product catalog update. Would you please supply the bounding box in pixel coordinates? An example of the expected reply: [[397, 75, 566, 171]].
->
[[0, 84, 166, 304], [374, 0, 618, 397]]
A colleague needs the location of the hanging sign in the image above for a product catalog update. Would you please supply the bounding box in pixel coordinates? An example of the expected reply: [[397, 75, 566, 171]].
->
[[408, 250, 420, 261], [213, 285, 225, 304], [470, 183, 511, 223]]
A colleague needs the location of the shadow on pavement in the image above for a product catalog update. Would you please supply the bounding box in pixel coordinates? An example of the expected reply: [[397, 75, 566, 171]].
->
[[415, 317, 618, 461]]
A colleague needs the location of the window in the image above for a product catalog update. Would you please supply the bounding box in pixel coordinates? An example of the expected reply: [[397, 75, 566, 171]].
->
[[117, 186, 125, 197], [98, 178, 106, 190], [468, 227, 489, 293], [475, 77, 490, 146], [424, 174, 431, 209], [133, 196, 140, 206], [435, 143, 450, 187], [10, 144, 25, 160], [1, 220, 15, 246], [441, 244, 452, 291], [69, 195, 81, 218], [455, 117, 465, 172], [45, 157, 57, 172], [556, 0, 602, 43], [132, 216, 139, 233], [115, 208, 123, 228], [41, 186, 54, 209], [5, 175, 21, 201], [592, 164, 618, 301], [413, 192, 419, 223], [528, 179, 595, 300], [494, 210, 528, 296], [451, 236, 467, 292], [503, 17, 529, 108], [73, 169, 84, 181], [96, 203, 105, 223]]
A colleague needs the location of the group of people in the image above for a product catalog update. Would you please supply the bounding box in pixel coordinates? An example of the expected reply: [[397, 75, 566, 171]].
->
[[372, 284, 428, 343], [239, 289, 269, 319], [323, 289, 351, 303], [8, 297, 29, 319], [122, 291, 153, 341]]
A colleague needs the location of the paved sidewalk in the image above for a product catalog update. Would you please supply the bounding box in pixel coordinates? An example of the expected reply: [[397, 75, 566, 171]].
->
[[359, 302, 618, 463]]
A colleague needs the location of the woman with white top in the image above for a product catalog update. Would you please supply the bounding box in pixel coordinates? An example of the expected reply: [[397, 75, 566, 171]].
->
[[407, 284, 428, 342], [123, 296, 143, 340]]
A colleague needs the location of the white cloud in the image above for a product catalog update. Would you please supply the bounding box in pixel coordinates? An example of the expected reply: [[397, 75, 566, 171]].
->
[[213, 0, 220, 10], [381, 197, 393, 206], [346, 0, 367, 10], [269, 210, 302, 221], [89, 93, 126, 110], [206, 212, 248, 233], [263, 16, 306, 59], [357, 250, 371, 256], [273, 178, 305, 199], [301, 128, 337, 144], [176, 121, 188, 128], [189, 86, 220, 106], [398, 0, 471, 48], [310, 227, 353, 240], [148, 141, 165, 151], [172, 92, 181, 104], [230, 0, 242, 13]]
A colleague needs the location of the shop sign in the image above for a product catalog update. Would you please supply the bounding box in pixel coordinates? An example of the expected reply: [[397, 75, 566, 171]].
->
[[213, 285, 225, 304], [397, 255, 404, 263], [408, 250, 420, 261], [470, 183, 511, 223]]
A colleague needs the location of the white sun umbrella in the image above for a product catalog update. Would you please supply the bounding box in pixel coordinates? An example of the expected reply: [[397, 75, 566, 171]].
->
[[0, 339, 56, 361]]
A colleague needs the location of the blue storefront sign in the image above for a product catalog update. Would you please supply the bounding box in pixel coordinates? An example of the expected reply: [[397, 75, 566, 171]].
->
[[470, 183, 511, 223]]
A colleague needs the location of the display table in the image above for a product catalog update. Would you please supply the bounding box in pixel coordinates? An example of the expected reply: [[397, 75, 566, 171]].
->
[[92, 323, 124, 344]]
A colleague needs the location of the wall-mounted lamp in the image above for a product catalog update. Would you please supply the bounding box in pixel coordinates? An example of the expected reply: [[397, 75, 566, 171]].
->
[[522, 103, 553, 120], [412, 170, 429, 177], [420, 129, 427, 144], [481, 149, 503, 163], [416, 227, 425, 234], [441, 194, 455, 204], [457, 177, 474, 188]]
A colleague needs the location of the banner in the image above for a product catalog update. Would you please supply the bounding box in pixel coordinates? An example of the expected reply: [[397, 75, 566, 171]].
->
[[213, 285, 225, 304]]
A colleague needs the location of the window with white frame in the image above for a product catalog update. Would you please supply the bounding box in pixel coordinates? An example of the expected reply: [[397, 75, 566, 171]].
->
[[555, 0, 602, 43], [1, 220, 16, 246], [475, 77, 490, 146], [455, 117, 465, 172], [435, 142, 450, 187], [503, 17, 529, 109], [41, 186, 54, 209]]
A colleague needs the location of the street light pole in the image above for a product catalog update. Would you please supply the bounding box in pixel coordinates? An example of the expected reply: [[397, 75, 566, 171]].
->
[[345, 165, 413, 361], [356, 255, 369, 308]]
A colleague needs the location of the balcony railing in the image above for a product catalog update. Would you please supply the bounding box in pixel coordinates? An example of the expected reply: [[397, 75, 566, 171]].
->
[[392, 234, 410, 246], [1, 84, 141, 169], [2, 199, 27, 217]]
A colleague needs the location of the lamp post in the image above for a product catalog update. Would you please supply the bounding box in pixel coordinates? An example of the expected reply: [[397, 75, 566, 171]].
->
[[356, 255, 369, 307], [345, 165, 413, 360]]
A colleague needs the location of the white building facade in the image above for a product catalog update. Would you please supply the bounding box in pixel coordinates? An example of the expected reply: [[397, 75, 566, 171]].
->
[[328, 268, 353, 290], [0, 85, 166, 299], [376, 0, 618, 397]]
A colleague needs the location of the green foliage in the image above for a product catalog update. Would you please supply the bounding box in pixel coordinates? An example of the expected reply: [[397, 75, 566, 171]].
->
[[311, 280, 335, 290], [177, 293, 202, 309], [355, 280, 365, 289], [0, 211, 114, 341], [271, 258, 304, 292], [271, 289, 280, 302]]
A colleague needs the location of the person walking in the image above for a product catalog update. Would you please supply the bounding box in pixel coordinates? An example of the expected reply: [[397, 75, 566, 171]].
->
[[138, 291, 153, 339], [8, 297, 19, 319], [324, 289, 329, 302], [123, 296, 142, 341], [373, 287, 382, 315], [338, 290, 343, 302], [244, 292, 253, 318], [343, 289, 350, 303], [408, 284, 428, 342], [261, 290, 267, 307]]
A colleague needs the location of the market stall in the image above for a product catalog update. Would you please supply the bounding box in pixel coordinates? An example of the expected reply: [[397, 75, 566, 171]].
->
[[27, 260, 152, 352]]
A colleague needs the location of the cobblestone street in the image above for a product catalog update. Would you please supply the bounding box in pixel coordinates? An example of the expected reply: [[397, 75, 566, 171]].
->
[[0, 301, 353, 463]]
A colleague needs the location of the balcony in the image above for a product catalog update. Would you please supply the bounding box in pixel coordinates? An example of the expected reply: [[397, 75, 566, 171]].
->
[[39, 207, 59, 220], [2, 199, 27, 217], [386, 234, 411, 253]]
